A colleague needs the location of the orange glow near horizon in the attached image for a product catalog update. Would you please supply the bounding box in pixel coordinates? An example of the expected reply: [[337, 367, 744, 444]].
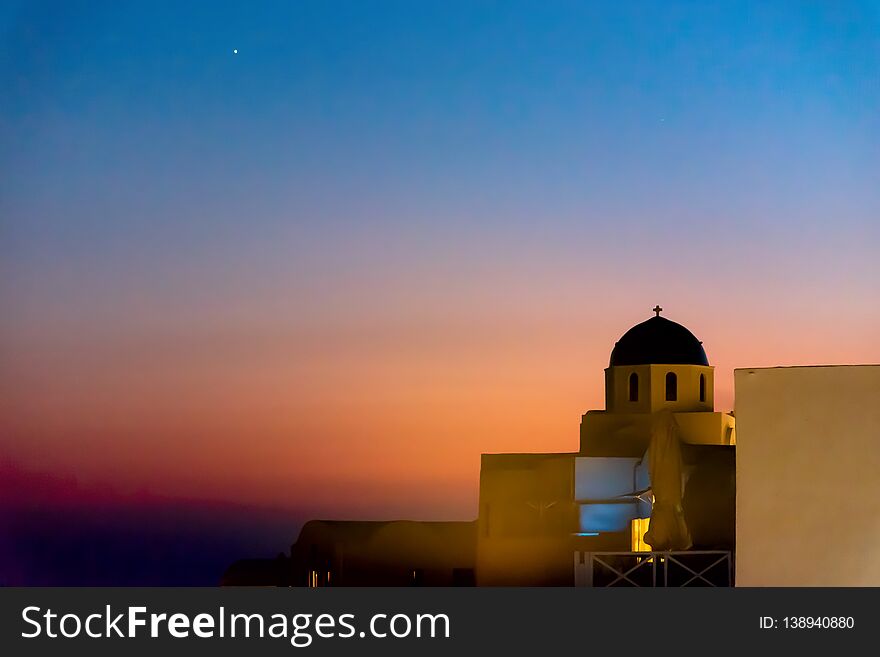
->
[[3, 265, 878, 521]]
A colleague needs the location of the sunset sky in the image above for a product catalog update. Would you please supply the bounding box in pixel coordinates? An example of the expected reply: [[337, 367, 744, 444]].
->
[[1, 2, 878, 575]]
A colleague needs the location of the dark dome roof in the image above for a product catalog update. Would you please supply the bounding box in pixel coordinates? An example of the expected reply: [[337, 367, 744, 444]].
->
[[609, 316, 708, 367]]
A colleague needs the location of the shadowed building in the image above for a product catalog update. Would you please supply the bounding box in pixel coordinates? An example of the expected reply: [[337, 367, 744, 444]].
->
[[288, 521, 477, 587], [221, 555, 293, 587]]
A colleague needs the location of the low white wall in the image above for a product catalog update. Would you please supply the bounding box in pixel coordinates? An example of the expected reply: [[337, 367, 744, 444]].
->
[[735, 365, 880, 586]]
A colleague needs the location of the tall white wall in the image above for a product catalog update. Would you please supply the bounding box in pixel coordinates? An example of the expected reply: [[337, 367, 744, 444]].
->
[[735, 365, 880, 586]]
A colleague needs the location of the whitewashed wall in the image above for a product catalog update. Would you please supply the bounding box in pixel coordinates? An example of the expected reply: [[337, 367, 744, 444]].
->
[[735, 365, 880, 586]]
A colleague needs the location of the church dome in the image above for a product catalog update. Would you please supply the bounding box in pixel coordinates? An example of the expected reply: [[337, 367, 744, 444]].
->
[[609, 312, 709, 367]]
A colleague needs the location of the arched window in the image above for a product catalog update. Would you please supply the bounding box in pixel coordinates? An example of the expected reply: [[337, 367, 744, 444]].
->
[[699, 374, 706, 402], [628, 372, 639, 402], [665, 372, 677, 401]]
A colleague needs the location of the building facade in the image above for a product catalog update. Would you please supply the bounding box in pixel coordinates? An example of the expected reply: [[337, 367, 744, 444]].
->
[[477, 309, 735, 585], [735, 365, 880, 586]]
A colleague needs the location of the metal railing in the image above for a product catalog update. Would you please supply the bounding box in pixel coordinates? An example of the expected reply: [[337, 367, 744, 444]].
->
[[574, 550, 733, 587]]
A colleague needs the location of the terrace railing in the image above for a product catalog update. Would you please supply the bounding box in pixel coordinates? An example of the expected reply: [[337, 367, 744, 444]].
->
[[574, 550, 733, 587]]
